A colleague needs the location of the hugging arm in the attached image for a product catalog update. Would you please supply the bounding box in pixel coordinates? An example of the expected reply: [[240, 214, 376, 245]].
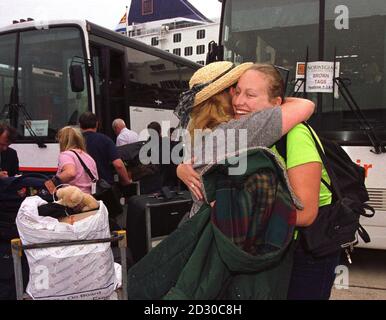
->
[[281, 97, 315, 135], [177, 98, 315, 199], [176, 161, 203, 200], [217, 97, 315, 148]]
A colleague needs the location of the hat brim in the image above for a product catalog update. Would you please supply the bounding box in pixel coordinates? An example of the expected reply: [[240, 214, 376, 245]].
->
[[193, 62, 253, 106]]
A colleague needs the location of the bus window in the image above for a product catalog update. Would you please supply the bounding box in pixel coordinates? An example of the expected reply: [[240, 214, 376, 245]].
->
[[221, 0, 386, 143], [222, 0, 320, 98], [90, 38, 192, 136], [125, 46, 190, 109], [323, 0, 386, 133], [0, 33, 17, 116], [0, 26, 90, 141], [90, 45, 126, 136]]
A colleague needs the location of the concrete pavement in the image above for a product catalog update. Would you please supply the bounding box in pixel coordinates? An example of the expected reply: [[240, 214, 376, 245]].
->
[[330, 248, 386, 300]]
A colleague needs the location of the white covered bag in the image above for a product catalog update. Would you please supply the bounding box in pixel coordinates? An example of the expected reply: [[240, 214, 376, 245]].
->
[[16, 196, 120, 300]]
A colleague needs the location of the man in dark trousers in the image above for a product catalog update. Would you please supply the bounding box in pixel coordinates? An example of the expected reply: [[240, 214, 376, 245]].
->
[[0, 124, 19, 178], [78, 112, 131, 186], [0, 124, 24, 300]]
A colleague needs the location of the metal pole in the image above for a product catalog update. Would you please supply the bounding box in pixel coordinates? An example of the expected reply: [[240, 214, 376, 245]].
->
[[145, 206, 152, 253], [332, 47, 337, 111], [11, 238, 24, 300], [116, 230, 128, 300], [135, 181, 140, 195]]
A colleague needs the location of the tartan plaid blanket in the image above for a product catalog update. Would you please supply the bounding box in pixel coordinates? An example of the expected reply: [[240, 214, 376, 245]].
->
[[211, 168, 296, 256]]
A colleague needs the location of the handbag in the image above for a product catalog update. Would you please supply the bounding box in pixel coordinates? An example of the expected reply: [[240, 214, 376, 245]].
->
[[70, 150, 123, 216]]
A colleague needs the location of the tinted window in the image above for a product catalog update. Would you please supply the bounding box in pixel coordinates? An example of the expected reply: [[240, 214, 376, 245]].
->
[[222, 0, 386, 142], [322, 0, 386, 133], [124, 47, 193, 109], [0, 33, 16, 116], [0, 27, 89, 140]]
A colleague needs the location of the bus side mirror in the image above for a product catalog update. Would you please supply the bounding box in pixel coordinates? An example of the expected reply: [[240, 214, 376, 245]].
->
[[69, 65, 84, 92]]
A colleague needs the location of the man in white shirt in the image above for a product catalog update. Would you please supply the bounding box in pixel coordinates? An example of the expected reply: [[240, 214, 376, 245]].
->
[[112, 118, 139, 146]]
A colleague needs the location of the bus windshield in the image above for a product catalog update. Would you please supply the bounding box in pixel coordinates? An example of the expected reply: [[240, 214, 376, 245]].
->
[[221, 0, 386, 144], [0, 26, 89, 141]]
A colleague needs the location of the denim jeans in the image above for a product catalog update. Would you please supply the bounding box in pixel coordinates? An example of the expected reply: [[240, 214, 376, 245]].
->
[[287, 240, 341, 300]]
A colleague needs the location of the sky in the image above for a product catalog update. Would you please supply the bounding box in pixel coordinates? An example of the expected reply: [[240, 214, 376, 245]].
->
[[0, 0, 222, 29]]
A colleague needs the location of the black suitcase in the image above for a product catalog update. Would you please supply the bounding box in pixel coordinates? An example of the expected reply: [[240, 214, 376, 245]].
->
[[126, 191, 192, 263]]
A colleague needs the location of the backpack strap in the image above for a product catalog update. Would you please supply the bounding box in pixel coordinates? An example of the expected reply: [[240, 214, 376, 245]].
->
[[301, 122, 343, 201], [361, 203, 375, 218], [70, 150, 97, 182], [320, 178, 333, 193], [358, 224, 371, 243], [274, 127, 336, 197], [274, 134, 287, 163]]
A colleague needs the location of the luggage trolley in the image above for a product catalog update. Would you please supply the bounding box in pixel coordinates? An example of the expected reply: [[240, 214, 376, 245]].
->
[[11, 230, 128, 300]]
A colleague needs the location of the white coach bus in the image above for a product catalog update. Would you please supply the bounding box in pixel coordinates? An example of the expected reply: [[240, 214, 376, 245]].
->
[[216, 0, 386, 249], [0, 19, 199, 173]]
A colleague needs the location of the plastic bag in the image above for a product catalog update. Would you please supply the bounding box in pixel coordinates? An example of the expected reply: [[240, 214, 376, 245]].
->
[[16, 196, 120, 300]]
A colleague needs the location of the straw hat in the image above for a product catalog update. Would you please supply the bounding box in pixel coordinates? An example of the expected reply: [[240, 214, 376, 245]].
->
[[189, 61, 253, 106]]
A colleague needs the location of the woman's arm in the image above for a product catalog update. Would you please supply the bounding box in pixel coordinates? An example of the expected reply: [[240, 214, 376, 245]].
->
[[216, 98, 315, 149], [177, 161, 204, 200], [281, 97, 315, 135], [287, 162, 321, 226], [56, 163, 77, 183]]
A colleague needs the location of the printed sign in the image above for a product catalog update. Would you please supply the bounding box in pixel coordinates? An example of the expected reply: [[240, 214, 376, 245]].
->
[[295, 61, 340, 97], [24, 120, 48, 137]]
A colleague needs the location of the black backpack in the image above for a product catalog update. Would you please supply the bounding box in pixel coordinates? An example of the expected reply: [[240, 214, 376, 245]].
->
[[275, 122, 375, 260]]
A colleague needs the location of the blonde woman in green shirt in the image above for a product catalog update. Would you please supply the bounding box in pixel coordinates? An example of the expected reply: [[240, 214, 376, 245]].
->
[[231, 64, 339, 300]]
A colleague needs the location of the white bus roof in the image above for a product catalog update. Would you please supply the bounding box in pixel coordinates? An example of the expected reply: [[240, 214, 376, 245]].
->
[[0, 19, 87, 33]]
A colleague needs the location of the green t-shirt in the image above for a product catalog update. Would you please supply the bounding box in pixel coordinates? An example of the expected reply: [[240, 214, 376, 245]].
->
[[271, 123, 332, 207]]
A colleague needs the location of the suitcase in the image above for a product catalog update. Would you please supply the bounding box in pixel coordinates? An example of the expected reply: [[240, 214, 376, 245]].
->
[[126, 191, 192, 263]]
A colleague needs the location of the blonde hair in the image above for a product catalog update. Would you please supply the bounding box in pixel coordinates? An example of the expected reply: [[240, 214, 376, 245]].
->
[[188, 90, 234, 140], [247, 64, 284, 100], [57, 126, 87, 152]]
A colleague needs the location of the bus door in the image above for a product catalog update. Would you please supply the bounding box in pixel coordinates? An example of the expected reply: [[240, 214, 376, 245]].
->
[[90, 45, 127, 137]]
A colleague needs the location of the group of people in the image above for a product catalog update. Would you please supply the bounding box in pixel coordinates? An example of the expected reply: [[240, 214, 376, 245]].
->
[[0, 115, 133, 198], [1, 112, 174, 197], [55, 112, 132, 194], [1, 59, 340, 300]]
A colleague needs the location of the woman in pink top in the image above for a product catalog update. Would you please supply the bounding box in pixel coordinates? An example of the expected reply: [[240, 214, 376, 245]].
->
[[56, 126, 98, 194]]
